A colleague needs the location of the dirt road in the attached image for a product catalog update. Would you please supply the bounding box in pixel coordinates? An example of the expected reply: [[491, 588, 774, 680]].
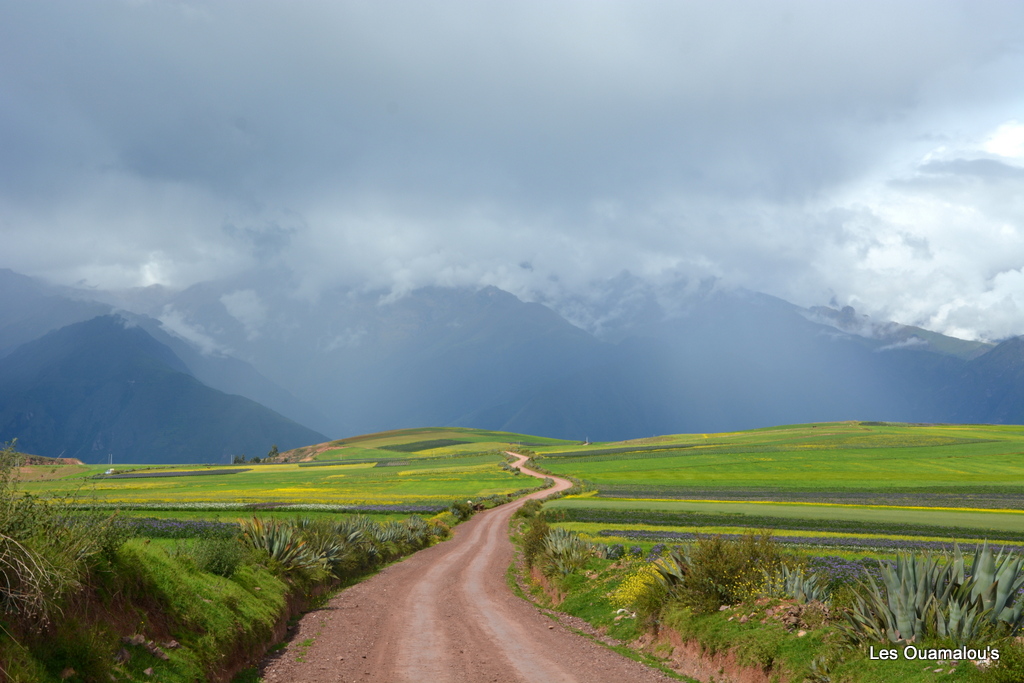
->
[[259, 453, 674, 683]]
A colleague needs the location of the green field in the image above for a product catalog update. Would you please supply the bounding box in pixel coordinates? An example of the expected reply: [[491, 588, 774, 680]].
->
[[19, 427, 572, 509], [15, 421, 1024, 681], [530, 422, 1024, 549], [300, 427, 571, 462], [535, 422, 1024, 497], [41, 420, 1023, 683], [547, 497, 1024, 533], [515, 423, 1024, 681], [21, 421, 1024, 540]]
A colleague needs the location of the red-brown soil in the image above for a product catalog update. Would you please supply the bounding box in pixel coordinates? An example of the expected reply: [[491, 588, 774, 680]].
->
[[258, 454, 675, 682]]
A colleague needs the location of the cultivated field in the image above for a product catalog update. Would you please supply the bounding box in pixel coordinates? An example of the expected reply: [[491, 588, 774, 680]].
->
[[531, 421, 1024, 554], [13, 421, 1024, 681], [19, 427, 572, 513]]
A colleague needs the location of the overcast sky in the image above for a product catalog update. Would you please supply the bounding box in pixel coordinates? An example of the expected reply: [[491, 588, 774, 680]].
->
[[2, 0, 1024, 340]]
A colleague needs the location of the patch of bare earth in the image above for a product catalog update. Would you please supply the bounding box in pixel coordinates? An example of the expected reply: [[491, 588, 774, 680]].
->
[[635, 631, 773, 683], [16, 464, 89, 481], [258, 456, 676, 682]]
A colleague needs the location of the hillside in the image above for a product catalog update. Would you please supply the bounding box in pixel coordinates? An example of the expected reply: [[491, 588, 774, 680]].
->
[[0, 268, 330, 432], [0, 316, 327, 463]]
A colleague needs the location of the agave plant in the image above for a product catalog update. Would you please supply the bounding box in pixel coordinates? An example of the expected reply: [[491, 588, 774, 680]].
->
[[594, 543, 625, 561], [652, 546, 690, 599], [239, 517, 316, 571], [539, 528, 593, 577], [764, 565, 830, 604], [295, 518, 365, 575], [402, 516, 433, 550], [845, 543, 1024, 645], [966, 541, 1024, 631]]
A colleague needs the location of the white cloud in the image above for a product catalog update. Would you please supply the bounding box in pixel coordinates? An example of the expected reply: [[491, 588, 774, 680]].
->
[[984, 121, 1024, 159], [2, 1, 1024, 340], [157, 306, 227, 355], [220, 289, 267, 340]]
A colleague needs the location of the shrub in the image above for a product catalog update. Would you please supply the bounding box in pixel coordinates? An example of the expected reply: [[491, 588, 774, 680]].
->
[[611, 563, 665, 622], [521, 515, 550, 568], [0, 441, 126, 631], [972, 639, 1024, 683], [448, 501, 474, 521], [191, 538, 247, 578], [430, 510, 459, 529], [652, 532, 784, 614], [514, 499, 544, 519]]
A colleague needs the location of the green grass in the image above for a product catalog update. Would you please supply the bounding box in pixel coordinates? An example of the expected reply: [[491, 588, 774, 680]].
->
[[534, 423, 1024, 542], [20, 451, 532, 507], [555, 520, 1015, 557], [0, 539, 291, 683], [108, 508, 416, 523], [546, 505, 1024, 544], [547, 498, 1024, 533], [303, 426, 572, 462], [513, 531, 992, 683], [535, 422, 1024, 493]]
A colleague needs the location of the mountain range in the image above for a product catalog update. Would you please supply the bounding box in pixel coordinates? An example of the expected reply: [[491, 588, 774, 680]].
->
[[1, 267, 1022, 462], [0, 314, 326, 464]]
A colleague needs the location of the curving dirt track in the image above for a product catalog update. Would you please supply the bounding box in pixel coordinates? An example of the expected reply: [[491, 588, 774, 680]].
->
[[259, 453, 674, 683]]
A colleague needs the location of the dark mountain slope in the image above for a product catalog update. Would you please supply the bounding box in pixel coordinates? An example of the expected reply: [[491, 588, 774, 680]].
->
[[457, 290, 969, 439], [6, 268, 1018, 442], [947, 337, 1024, 424], [155, 281, 612, 436], [129, 316, 334, 434], [0, 269, 329, 432], [0, 316, 326, 463]]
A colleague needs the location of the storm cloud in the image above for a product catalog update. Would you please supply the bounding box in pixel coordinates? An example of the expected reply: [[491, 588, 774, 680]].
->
[[2, 0, 1024, 339]]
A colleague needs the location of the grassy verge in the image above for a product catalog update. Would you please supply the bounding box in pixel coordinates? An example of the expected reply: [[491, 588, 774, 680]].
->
[[1, 516, 450, 682], [2, 539, 292, 682], [2, 438, 534, 682], [508, 507, 1024, 683]]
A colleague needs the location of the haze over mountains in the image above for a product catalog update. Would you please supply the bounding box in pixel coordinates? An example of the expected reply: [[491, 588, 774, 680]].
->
[[2, 267, 1023, 463], [0, 314, 326, 464]]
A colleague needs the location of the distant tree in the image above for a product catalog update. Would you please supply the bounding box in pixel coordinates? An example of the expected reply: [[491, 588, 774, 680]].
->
[[267, 444, 279, 460], [250, 456, 261, 464], [232, 454, 246, 464]]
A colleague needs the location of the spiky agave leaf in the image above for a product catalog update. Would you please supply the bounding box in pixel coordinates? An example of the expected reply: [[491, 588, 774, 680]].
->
[[845, 544, 1024, 646], [239, 517, 316, 571], [652, 546, 689, 598], [539, 528, 593, 577], [765, 564, 830, 604], [968, 542, 1024, 630]]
